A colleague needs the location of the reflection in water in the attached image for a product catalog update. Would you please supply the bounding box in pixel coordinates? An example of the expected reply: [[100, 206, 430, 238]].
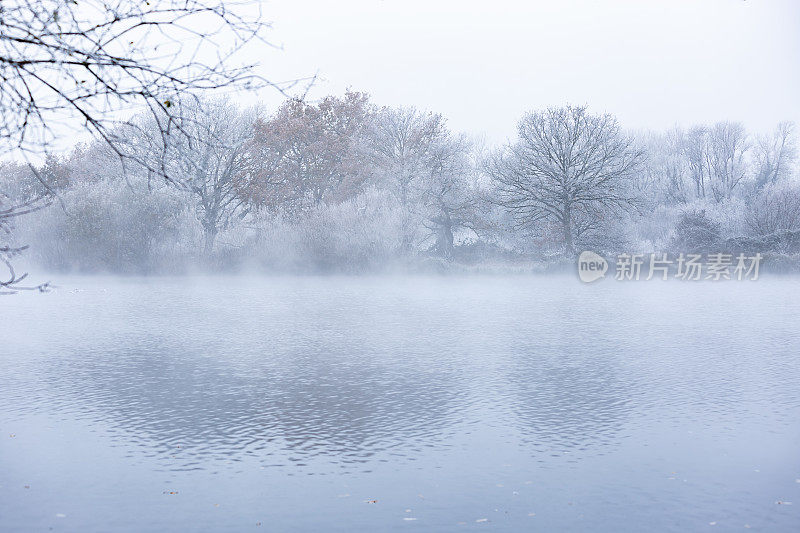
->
[[41, 338, 466, 471], [508, 351, 631, 453]]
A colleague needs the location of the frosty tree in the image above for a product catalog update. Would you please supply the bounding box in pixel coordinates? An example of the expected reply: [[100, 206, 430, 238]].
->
[[754, 122, 796, 190], [371, 107, 453, 253], [0, 0, 278, 290], [121, 99, 257, 256], [487, 105, 644, 255], [416, 127, 479, 258]]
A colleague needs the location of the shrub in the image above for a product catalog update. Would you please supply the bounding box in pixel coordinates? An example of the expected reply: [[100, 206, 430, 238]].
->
[[670, 209, 721, 252], [19, 177, 194, 273], [249, 188, 407, 273], [745, 183, 800, 236]]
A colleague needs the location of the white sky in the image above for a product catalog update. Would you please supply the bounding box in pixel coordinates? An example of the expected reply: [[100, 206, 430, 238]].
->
[[255, 0, 800, 144]]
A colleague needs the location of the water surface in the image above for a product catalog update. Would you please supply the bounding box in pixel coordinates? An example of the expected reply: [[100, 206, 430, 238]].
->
[[1, 276, 799, 531]]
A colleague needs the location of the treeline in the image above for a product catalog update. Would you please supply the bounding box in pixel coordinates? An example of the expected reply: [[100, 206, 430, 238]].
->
[[2, 92, 799, 274]]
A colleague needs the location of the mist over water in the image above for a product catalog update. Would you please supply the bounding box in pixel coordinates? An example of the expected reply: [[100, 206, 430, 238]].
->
[[2, 275, 799, 531]]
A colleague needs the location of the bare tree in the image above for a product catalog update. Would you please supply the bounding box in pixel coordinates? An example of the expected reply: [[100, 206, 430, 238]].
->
[[371, 107, 448, 252], [745, 183, 800, 237], [707, 121, 749, 202], [680, 122, 751, 202], [486, 105, 644, 255], [637, 128, 690, 205], [1, 0, 283, 289], [123, 99, 257, 256], [371, 108, 444, 207], [418, 133, 479, 258], [683, 125, 711, 200], [754, 122, 796, 189], [0, 0, 282, 159]]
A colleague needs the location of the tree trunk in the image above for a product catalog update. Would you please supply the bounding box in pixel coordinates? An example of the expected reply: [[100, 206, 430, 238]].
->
[[436, 223, 454, 259], [203, 227, 217, 257], [563, 207, 574, 256]]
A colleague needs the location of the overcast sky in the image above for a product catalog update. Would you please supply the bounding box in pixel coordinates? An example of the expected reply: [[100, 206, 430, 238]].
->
[[257, 0, 800, 144]]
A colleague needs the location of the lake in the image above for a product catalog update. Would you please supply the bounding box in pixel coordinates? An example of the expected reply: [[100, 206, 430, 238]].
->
[[1, 275, 799, 531]]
